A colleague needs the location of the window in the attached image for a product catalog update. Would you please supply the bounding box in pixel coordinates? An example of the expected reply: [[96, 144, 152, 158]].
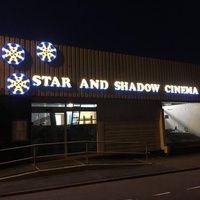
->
[[79, 111, 96, 124], [32, 103, 65, 107], [31, 113, 51, 125], [55, 113, 64, 125], [66, 103, 97, 108], [31, 103, 97, 125]]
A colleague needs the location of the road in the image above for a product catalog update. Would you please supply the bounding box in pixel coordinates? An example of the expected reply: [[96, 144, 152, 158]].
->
[[2, 169, 200, 200]]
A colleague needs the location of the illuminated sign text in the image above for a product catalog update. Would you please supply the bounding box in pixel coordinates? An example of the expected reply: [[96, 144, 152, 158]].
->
[[32, 75, 72, 88], [80, 79, 109, 90], [164, 85, 198, 95], [5, 73, 199, 96], [114, 81, 160, 92]]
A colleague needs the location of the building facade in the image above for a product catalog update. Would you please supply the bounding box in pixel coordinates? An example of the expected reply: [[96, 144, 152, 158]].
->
[[1, 35, 200, 157]]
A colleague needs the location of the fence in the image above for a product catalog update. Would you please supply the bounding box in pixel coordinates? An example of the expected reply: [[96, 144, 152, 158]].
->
[[0, 141, 149, 170]]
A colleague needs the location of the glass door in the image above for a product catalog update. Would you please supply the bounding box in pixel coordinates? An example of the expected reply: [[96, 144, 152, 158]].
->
[[31, 112, 66, 156]]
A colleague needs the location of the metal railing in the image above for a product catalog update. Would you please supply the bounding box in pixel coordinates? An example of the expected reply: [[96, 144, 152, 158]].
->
[[0, 141, 149, 170]]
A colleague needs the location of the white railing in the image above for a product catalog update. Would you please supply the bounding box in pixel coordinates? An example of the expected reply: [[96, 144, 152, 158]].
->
[[0, 141, 149, 169]]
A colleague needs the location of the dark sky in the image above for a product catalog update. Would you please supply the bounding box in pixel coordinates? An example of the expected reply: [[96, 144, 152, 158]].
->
[[1, 0, 200, 64]]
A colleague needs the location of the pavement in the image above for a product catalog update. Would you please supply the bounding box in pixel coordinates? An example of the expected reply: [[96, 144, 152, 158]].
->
[[1, 152, 200, 197]]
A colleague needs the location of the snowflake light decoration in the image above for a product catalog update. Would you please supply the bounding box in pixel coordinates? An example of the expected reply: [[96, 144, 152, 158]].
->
[[7, 73, 30, 95], [36, 42, 57, 62], [2, 43, 25, 65]]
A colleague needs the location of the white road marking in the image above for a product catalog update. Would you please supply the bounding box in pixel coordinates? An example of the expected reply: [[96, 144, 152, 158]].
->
[[153, 192, 171, 196], [187, 185, 200, 190]]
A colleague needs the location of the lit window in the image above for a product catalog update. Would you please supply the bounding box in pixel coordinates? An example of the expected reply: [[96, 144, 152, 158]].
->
[[31, 103, 65, 107], [79, 111, 96, 124], [55, 113, 64, 125], [66, 103, 97, 107], [68, 111, 97, 125], [31, 113, 51, 126]]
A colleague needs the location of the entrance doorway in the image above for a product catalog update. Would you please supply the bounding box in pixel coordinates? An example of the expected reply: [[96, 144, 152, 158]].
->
[[162, 102, 200, 147], [31, 103, 97, 155]]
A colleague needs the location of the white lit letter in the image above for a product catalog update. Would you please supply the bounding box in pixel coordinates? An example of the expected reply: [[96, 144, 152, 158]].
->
[[137, 83, 144, 91], [80, 79, 89, 89], [181, 86, 187, 94], [165, 85, 171, 93], [120, 82, 128, 91], [121, 82, 128, 91], [193, 87, 199, 95], [42, 76, 52, 87], [151, 84, 160, 92], [32, 75, 42, 86], [174, 86, 180, 93], [144, 84, 151, 92], [50, 76, 61, 87], [129, 82, 136, 91], [90, 79, 99, 89], [100, 80, 109, 90], [61, 77, 72, 88], [114, 81, 121, 90]]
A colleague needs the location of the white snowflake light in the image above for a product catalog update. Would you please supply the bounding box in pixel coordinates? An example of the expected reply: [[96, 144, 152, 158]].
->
[[36, 42, 57, 62], [7, 73, 30, 95], [2, 43, 25, 65]]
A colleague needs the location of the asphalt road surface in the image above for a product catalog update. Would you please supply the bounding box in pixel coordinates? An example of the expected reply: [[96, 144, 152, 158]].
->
[[2, 169, 200, 200]]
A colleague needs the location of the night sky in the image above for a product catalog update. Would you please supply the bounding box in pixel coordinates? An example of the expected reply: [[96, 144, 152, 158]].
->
[[1, 0, 200, 64]]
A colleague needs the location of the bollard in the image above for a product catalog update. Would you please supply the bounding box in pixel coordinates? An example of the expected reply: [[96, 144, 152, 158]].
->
[[86, 142, 89, 164], [33, 145, 37, 170]]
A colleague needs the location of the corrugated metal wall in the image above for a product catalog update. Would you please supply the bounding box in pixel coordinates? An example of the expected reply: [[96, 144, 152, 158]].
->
[[98, 99, 161, 152], [1, 35, 200, 102]]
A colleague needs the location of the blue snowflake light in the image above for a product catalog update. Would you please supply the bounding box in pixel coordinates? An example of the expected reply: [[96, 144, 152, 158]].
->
[[2, 43, 25, 65], [36, 42, 57, 62], [7, 73, 30, 95]]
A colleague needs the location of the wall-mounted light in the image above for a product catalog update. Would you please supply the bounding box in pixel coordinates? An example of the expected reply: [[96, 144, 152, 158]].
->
[[1, 43, 25, 65], [7, 73, 30, 95], [36, 42, 57, 62]]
